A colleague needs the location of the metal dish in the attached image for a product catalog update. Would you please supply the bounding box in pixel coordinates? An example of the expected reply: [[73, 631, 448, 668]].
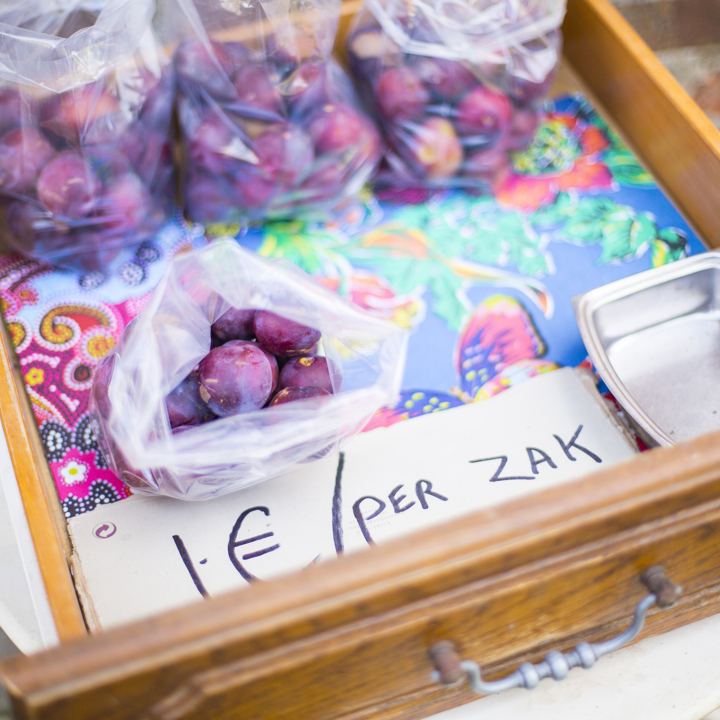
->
[[573, 251, 720, 447]]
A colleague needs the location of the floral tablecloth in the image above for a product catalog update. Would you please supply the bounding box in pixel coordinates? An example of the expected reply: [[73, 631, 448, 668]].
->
[[0, 94, 705, 519]]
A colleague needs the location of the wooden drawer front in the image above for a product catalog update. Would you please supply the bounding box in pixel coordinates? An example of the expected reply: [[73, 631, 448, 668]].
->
[[4, 430, 720, 720], [142, 502, 720, 720]]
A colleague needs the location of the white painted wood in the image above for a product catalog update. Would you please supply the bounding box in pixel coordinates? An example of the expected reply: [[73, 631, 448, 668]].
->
[[0, 413, 57, 654]]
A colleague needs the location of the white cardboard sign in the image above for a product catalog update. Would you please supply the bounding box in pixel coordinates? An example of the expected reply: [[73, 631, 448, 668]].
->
[[69, 368, 638, 630]]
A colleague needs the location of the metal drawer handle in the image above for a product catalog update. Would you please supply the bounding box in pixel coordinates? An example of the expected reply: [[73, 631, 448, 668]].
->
[[429, 565, 681, 695]]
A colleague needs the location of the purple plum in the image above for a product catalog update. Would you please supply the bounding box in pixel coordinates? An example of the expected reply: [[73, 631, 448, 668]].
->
[[462, 144, 510, 183], [308, 103, 379, 157], [253, 310, 320, 357], [96, 173, 148, 232], [36, 151, 99, 218], [455, 85, 514, 140], [506, 107, 539, 150], [174, 38, 236, 98], [0, 127, 56, 194], [299, 161, 346, 202], [126, 128, 174, 187], [6, 201, 52, 245], [233, 168, 277, 210], [375, 66, 429, 122], [253, 123, 314, 187], [256, 343, 279, 390], [188, 113, 244, 176], [91, 353, 116, 420], [283, 60, 325, 109], [268, 386, 331, 406], [505, 31, 561, 106], [414, 57, 477, 100], [0, 87, 21, 134], [172, 424, 198, 435], [410, 117, 463, 179], [197, 340, 277, 416], [165, 369, 216, 428], [212, 308, 257, 342], [43, 85, 120, 143], [136, 65, 176, 128], [233, 65, 283, 115], [185, 173, 238, 223], [278, 356, 332, 394], [346, 25, 400, 78]]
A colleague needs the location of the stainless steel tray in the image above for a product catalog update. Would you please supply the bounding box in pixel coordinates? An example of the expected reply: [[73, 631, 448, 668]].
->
[[573, 251, 720, 447]]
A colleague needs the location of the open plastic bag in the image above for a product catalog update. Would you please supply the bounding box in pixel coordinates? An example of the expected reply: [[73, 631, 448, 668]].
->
[[345, 0, 566, 191], [160, 0, 382, 224], [90, 240, 408, 500], [0, 0, 176, 271]]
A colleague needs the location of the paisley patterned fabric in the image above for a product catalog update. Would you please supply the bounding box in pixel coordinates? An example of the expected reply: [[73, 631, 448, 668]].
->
[[0, 218, 207, 517], [0, 95, 707, 517]]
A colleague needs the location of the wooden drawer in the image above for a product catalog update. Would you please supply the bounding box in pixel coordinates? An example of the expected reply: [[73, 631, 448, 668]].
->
[[3, 0, 720, 717]]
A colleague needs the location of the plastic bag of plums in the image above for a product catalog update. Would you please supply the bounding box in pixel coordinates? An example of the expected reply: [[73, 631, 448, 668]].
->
[[90, 241, 408, 500], [0, 0, 176, 271], [163, 0, 383, 224], [345, 0, 566, 190]]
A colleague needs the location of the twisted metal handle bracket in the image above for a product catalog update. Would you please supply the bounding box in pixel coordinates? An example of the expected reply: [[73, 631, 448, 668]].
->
[[429, 566, 681, 695]]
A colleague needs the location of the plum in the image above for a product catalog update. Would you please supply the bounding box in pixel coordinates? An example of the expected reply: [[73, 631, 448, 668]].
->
[[136, 65, 176, 128], [166, 369, 216, 428], [96, 173, 148, 233], [506, 69, 555, 107], [346, 26, 400, 78], [36, 151, 99, 218], [278, 356, 332, 394], [462, 144, 510, 183], [212, 308, 256, 342], [268, 385, 331, 406], [308, 103, 379, 157], [233, 168, 278, 210], [414, 57, 477, 100], [253, 123, 314, 187], [282, 60, 325, 109], [455, 85, 513, 140], [6, 200, 51, 244], [189, 113, 245, 176], [411, 117, 463, 179], [505, 31, 561, 106], [375, 66, 429, 122], [126, 129, 174, 187], [233, 65, 283, 115], [299, 161, 346, 202], [185, 173, 238, 223], [253, 310, 320, 357], [92, 353, 116, 420], [506, 107, 539, 150], [44, 85, 120, 142], [256, 343, 279, 390], [197, 340, 277, 416], [172, 424, 197, 435], [85, 134, 135, 180], [0, 127, 56, 194], [0, 87, 21, 134], [174, 38, 236, 98]]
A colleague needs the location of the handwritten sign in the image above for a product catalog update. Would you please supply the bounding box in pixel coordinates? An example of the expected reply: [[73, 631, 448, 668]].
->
[[69, 368, 638, 630]]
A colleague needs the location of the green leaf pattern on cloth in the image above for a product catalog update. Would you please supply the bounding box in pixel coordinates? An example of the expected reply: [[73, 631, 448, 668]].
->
[[254, 188, 687, 333]]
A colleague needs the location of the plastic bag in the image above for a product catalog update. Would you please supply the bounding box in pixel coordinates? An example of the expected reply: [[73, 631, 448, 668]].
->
[[345, 0, 566, 191], [90, 240, 408, 500], [0, 0, 176, 271], [160, 0, 382, 224]]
